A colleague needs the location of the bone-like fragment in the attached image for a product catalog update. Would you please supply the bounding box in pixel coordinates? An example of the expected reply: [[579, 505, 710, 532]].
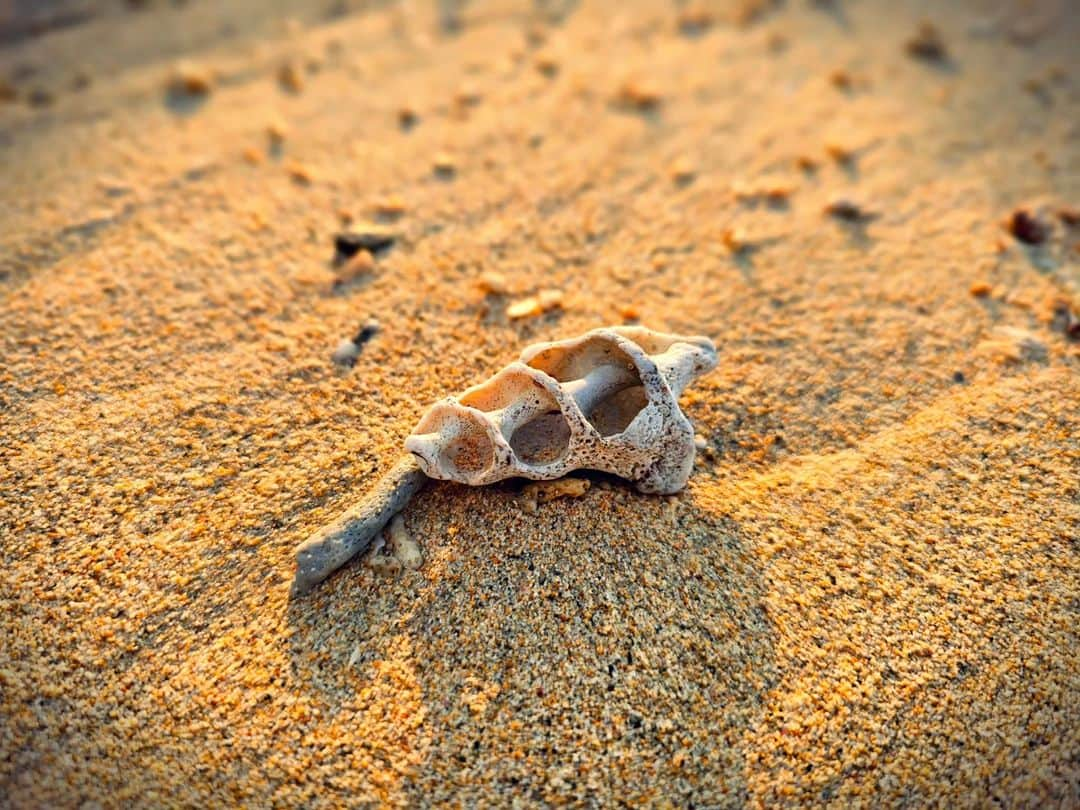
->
[[364, 514, 423, 574], [291, 455, 427, 596], [521, 477, 590, 513], [406, 326, 717, 494], [292, 326, 715, 594]]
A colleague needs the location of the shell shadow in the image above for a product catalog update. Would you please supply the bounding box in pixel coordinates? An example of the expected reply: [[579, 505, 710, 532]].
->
[[285, 479, 777, 804]]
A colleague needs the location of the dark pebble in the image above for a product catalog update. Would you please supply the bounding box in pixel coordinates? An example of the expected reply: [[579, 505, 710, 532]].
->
[[334, 228, 396, 262], [353, 319, 380, 346], [952, 371, 965, 384], [27, 88, 54, 107], [1008, 209, 1049, 245], [824, 199, 876, 223], [906, 21, 947, 62]]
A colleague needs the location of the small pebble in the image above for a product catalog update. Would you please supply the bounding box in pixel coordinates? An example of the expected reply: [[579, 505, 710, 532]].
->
[[334, 225, 397, 261], [677, 5, 713, 36], [824, 198, 876, 223], [330, 321, 379, 367], [433, 153, 456, 178], [353, 319, 380, 346], [534, 54, 559, 77], [969, 281, 993, 298], [398, 106, 419, 129], [1007, 209, 1049, 245], [669, 157, 697, 185], [507, 289, 563, 319], [285, 161, 314, 185], [476, 272, 508, 295], [825, 142, 856, 164], [616, 80, 663, 112], [278, 62, 304, 93], [0, 79, 17, 102], [27, 88, 54, 108], [1056, 206, 1079, 227], [521, 478, 590, 513], [374, 196, 407, 219], [906, 20, 948, 62], [168, 62, 213, 96], [721, 227, 751, 253], [266, 120, 288, 146], [331, 339, 361, 367]]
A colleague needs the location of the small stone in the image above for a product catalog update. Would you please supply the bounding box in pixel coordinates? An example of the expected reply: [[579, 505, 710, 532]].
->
[[906, 20, 948, 62], [285, 161, 314, 185], [278, 61, 304, 93], [364, 514, 422, 573], [1007, 209, 1049, 245], [825, 141, 856, 164], [721, 227, 750, 253], [27, 88, 54, 107], [969, 281, 993, 298], [334, 225, 397, 261], [677, 5, 713, 36], [331, 339, 361, 368], [829, 69, 854, 90], [0, 79, 17, 102], [694, 435, 707, 451], [824, 198, 876, 223], [795, 155, 819, 172], [507, 289, 563, 319], [669, 157, 696, 185], [454, 84, 482, 107], [476, 272, 508, 295], [398, 106, 419, 129], [374, 196, 407, 219], [242, 147, 264, 165], [266, 120, 288, 145], [534, 53, 559, 77], [168, 62, 213, 96], [1053, 303, 1080, 341], [354, 319, 380, 346], [616, 80, 663, 112], [521, 478, 590, 513], [1058, 207, 1080, 227], [433, 153, 456, 178]]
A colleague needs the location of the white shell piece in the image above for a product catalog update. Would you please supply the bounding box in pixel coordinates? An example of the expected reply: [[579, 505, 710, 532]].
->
[[404, 326, 717, 494]]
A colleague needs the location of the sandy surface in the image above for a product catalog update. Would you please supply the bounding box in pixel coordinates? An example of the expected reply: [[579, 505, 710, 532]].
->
[[1, 0, 1079, 806]]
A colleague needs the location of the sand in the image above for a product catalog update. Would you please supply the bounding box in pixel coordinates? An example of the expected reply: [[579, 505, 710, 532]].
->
[[1, 0, 1078, 806]]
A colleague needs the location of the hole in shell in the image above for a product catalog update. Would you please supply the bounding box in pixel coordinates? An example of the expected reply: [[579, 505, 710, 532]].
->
[[528, 338, 648, 437], [509, 411, 571, 466], [439, 419, 494, 477], [586, 385, 648, 437]]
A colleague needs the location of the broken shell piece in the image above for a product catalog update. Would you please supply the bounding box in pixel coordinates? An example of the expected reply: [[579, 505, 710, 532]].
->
[[521, 477, 590, 513], [506, 288, 563, 319], [405, 326, 717, 495]]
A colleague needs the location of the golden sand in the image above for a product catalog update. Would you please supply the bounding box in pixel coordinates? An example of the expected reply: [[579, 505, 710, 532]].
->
[[1, 0, 1077, 806]]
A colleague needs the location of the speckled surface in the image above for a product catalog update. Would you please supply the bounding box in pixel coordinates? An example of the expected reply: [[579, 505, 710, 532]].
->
[[1, 0, 1078, 806]]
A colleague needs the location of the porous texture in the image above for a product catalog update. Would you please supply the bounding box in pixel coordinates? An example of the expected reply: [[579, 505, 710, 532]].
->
[[1, 0, 1079, 808], [406, 327, 717, 494]]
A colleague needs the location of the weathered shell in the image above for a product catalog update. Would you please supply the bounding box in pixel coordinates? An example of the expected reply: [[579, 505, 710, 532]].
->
[[405, 326, 717, 494]]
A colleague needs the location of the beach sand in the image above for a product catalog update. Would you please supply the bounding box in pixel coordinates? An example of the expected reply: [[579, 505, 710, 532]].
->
[[1, 0, 1078, 806]]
